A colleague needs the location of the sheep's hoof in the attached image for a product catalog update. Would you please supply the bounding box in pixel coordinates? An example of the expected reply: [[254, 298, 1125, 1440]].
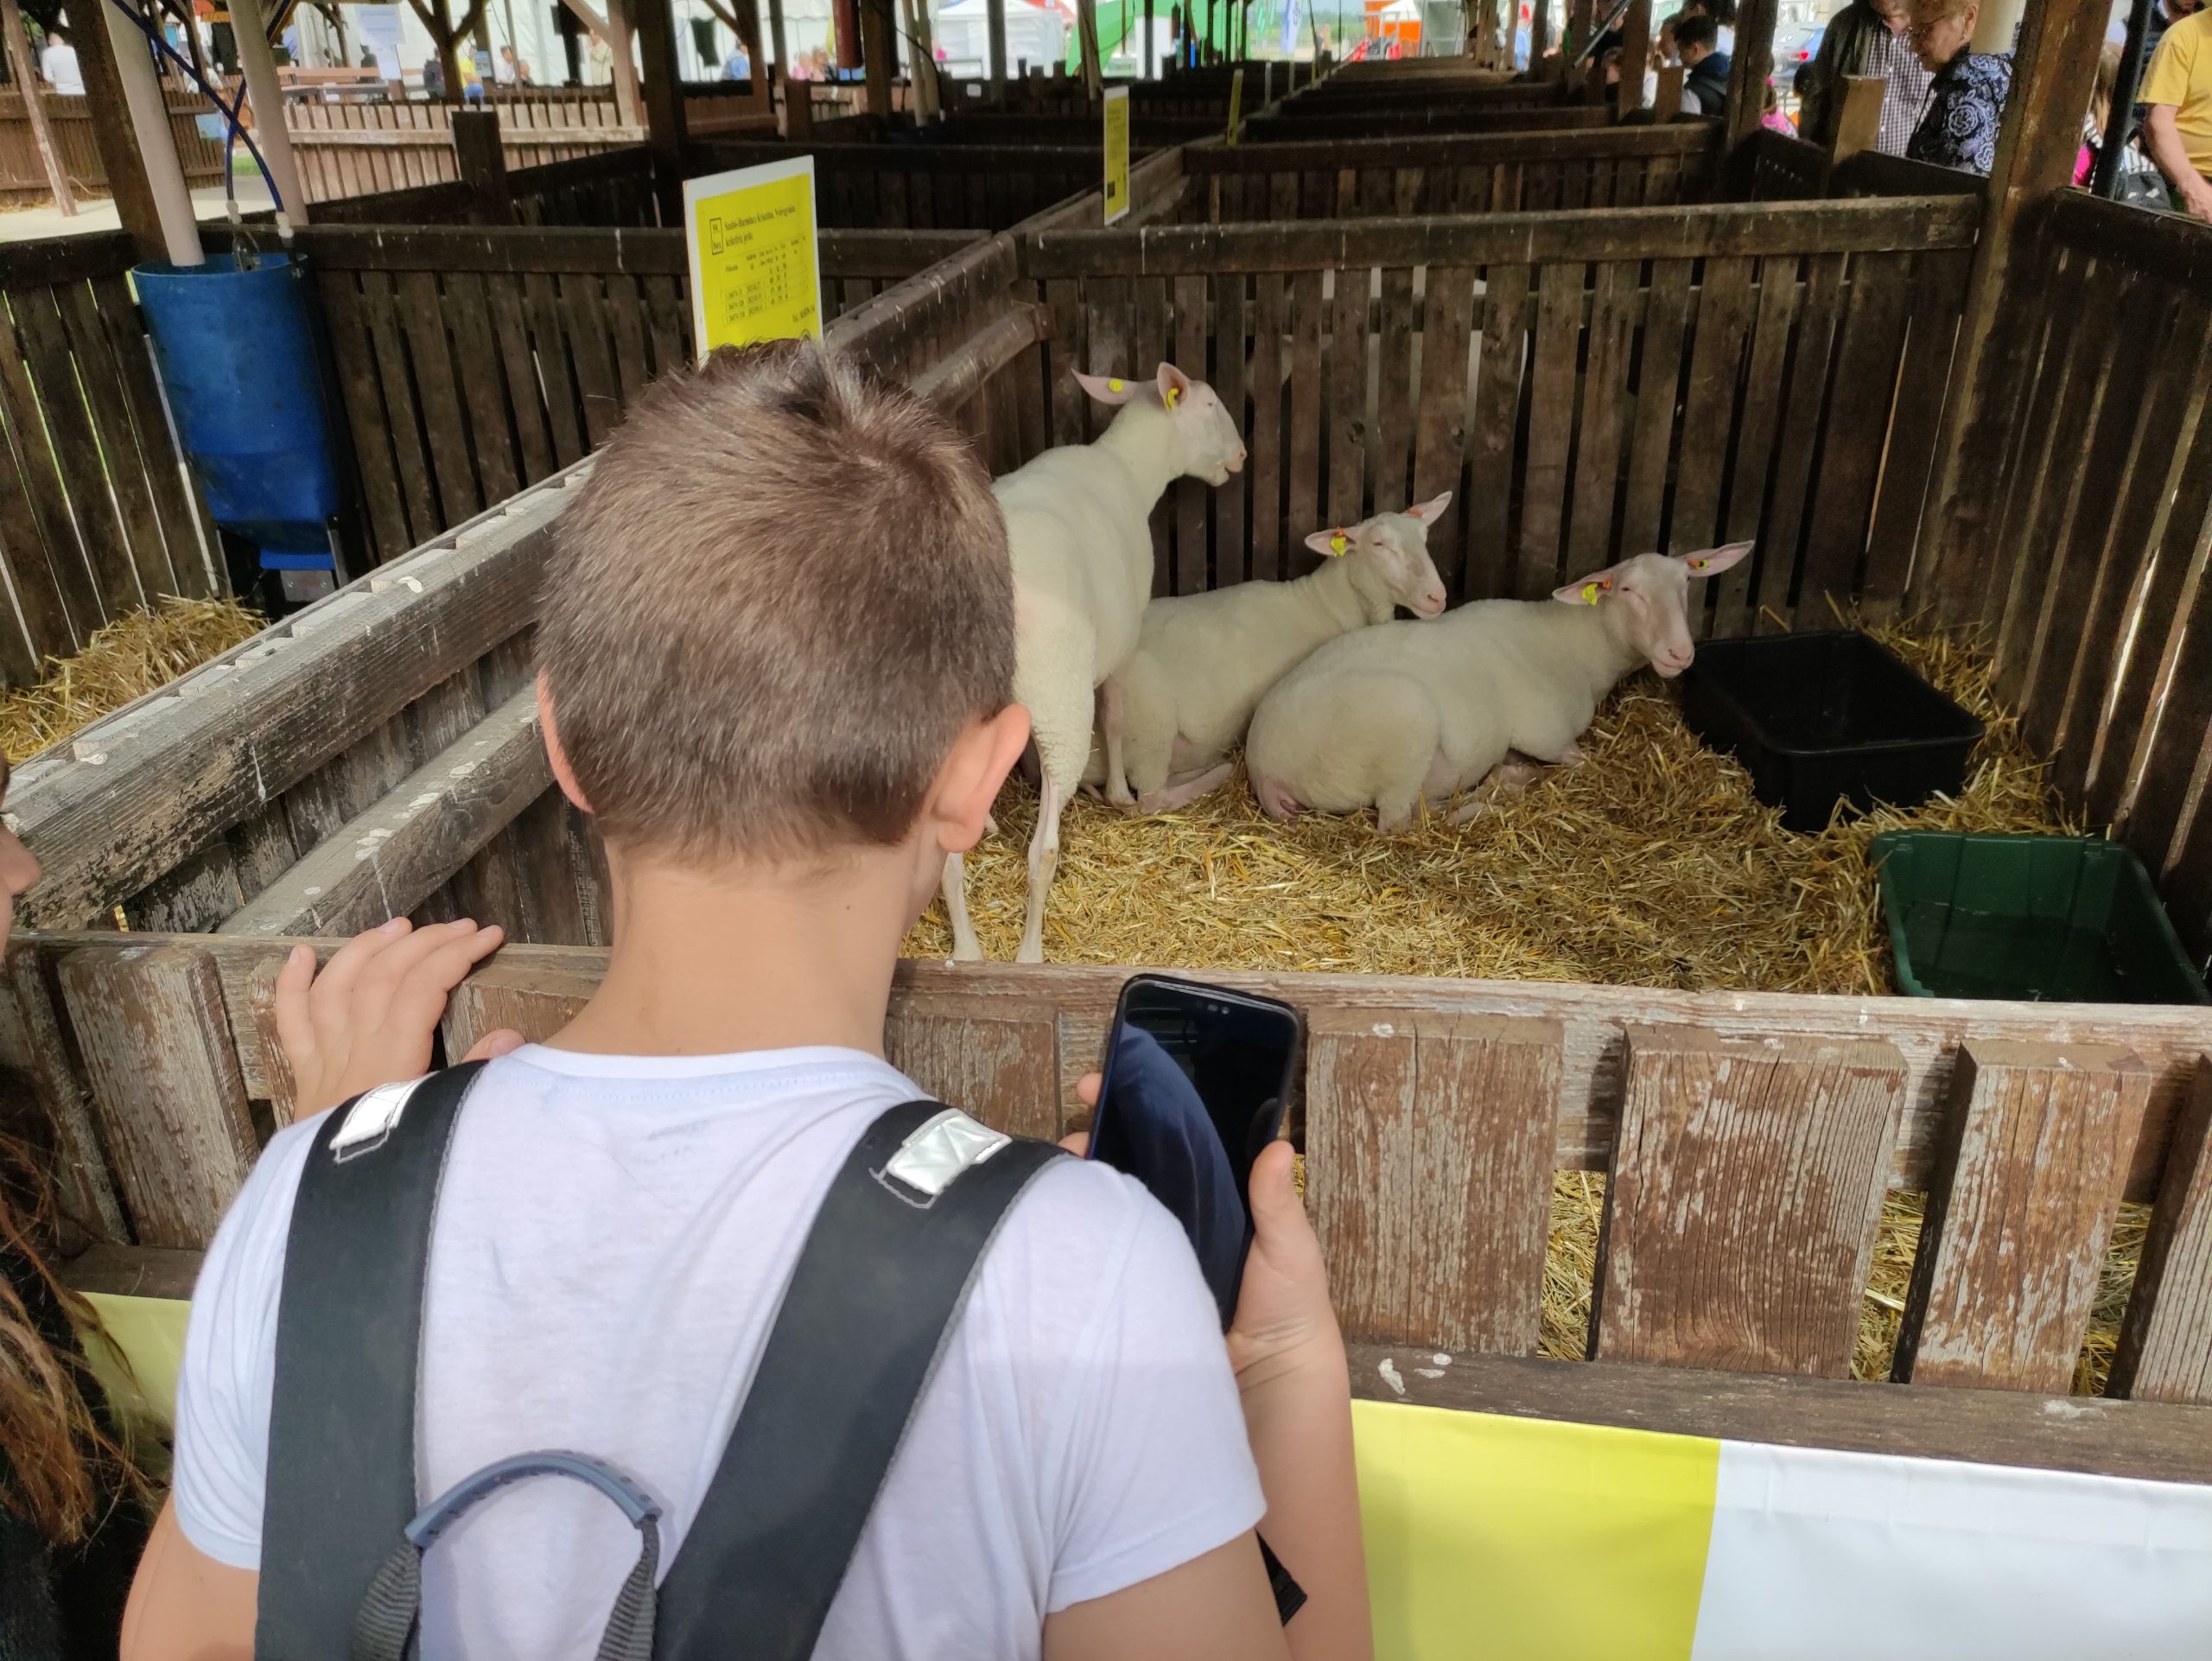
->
[[1015, 940, 1046, 965], [950, 932, 986, 963], [1104, 785, 1135, 808]]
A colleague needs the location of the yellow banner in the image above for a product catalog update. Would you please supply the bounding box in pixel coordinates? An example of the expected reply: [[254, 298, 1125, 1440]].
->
[[683, 157, 823, 361], [1103, 86, 1131, 226]]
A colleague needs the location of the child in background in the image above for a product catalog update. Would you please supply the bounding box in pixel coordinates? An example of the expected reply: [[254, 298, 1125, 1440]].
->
[[124, 341, 1370, 1661], [1763, 80, 1796, 134]]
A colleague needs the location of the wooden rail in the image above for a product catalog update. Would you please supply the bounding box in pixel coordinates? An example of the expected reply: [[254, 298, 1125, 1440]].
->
[[11, 934, 2210, 1454], [0, 232, 219, 689]]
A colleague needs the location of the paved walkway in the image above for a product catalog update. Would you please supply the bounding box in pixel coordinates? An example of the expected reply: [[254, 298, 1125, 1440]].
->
[[0, 178, 279, 244]]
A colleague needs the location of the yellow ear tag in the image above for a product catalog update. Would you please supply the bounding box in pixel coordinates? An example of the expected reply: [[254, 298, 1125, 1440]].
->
[[1108, 378, 1125, 392], [1165, 386, 1181, 410], [1329, 532, 1349, 557], [1688, 557, 1710, 571], [1581, 581, 1605, 604]]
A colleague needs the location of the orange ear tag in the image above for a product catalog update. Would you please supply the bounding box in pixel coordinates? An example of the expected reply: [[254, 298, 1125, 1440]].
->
[[1329, 532, 1349, 557], [1108, 378, 1125, 392], [1687, 557, 1710, 571]]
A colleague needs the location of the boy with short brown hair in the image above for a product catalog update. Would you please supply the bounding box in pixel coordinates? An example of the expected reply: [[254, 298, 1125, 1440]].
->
[[126, 341, 1368, 1661]]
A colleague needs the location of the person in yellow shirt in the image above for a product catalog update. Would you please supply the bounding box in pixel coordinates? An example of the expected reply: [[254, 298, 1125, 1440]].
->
[[2142, 7, 2212, 220]]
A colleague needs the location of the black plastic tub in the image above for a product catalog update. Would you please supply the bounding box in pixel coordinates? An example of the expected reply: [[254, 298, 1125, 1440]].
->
[[1682, 631, 1984, 833]]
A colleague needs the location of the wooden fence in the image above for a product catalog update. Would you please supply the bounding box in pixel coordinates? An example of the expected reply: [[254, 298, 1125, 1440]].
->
[[1018, 196, 1980, 623], [1180, 124, 1723, 220], [0, 232, 218, 690], [0, 89, 225, 202], [12, 930, 2212, 1475], [691, 138, 1114, 231], [1929, 192, 2212, 965]]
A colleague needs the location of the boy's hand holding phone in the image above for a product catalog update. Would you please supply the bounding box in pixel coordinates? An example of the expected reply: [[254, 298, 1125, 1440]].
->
[[276, 918, 525, 1117]]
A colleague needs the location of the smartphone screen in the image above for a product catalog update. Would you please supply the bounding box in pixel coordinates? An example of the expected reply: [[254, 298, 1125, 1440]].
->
[[1087, 976, 1302, 1328]]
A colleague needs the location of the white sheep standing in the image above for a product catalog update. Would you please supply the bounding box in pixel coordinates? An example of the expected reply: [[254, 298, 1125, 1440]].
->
[[1084, 495, 1455, 814], [942, 361, 1247, 963], [1244, 542, 1753, 832]]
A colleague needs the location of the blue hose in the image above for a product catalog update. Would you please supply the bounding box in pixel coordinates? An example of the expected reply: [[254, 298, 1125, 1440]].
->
[[103, 0, 286, 217]]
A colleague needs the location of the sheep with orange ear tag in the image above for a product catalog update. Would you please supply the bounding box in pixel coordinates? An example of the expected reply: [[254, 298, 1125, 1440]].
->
[[1245, 542, 1752, 831]]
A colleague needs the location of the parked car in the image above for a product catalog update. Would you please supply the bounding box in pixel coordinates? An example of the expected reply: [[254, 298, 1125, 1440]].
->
[[1779, 22, 1824, 89]]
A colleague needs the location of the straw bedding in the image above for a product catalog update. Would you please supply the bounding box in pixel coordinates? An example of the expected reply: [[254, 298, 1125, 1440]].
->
[[0, 598, 264, 765], [905, 620, 2143, 1392]]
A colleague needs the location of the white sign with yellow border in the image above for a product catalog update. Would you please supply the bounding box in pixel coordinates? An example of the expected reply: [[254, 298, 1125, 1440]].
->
[[1103, 85, 1131, 226], [683, 156, 822, 363]]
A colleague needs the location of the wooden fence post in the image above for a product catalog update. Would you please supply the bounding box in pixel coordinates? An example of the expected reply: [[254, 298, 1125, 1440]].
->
[[1531, 0, 1553, 63], [1910, 0, 2110, 620], [1618, 0, 1652, 115], [1, 0, 73, 217], [1655, 60, 1684, 114], [2111, 1056, 2212, 1404], [861, 0, 895, 117], [988, 0, 1008, 103], [452, 110, 516, 225], [631, 0, 689, 222], [1834, 73, 1886, 161], [1725, 0, 1778, 148]]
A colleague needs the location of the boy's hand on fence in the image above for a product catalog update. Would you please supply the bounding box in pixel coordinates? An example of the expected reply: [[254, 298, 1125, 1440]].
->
[[276, 918, 524, 1117], [1066, 1072, 1344, 1392]]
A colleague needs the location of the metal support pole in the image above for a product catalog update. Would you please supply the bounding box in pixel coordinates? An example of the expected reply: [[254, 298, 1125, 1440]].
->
[[2093, 0, 2154, 197], [228, 0, 310, 220]]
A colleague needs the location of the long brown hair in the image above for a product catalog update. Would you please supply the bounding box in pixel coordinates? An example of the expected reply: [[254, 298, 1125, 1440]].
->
[[1, 748, 145, 1543]]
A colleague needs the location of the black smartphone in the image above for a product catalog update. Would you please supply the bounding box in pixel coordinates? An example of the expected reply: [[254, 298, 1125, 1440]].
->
[[1087, 975, 1303, 1329]]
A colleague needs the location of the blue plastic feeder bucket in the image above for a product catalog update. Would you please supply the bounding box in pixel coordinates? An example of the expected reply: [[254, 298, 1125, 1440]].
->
[[134, 253, 343, 596]]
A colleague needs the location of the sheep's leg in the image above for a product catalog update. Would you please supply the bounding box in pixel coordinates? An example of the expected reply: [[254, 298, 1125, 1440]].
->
[[1135, 761, 1235, 815], [941, 851, 984, 961], [1016, 772, 1065, 964], [1446, 760, 1541, 826], [1099, 676, 1135, 808]]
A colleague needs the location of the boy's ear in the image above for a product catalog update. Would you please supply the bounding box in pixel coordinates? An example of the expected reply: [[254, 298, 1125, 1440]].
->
[[929, 705, 1031, 855], [537, 673, 594, 814]]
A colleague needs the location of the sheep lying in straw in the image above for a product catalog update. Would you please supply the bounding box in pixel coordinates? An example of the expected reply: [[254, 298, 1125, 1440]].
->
[[941, 361, 1247, 964], [1083, 496, 1453, 815], [1247, 542, 1752, 831]]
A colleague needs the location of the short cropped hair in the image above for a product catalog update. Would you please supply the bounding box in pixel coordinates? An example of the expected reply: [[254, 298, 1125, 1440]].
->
[[1686, 0, 1736, 24], [1675, 15, 1719, 50], [537, 340, 1014, 863]]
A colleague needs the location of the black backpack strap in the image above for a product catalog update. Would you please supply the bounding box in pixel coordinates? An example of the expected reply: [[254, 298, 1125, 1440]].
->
[[653, 1101, 1066, 1661], [255, 1062, 489, 1661]]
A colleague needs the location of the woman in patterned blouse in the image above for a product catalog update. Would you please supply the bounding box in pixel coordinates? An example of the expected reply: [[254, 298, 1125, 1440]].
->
[[1904, 0, 2014, 175]]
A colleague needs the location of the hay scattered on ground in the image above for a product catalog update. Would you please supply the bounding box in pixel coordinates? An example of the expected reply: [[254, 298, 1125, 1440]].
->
[[0, 598, 264, 765], [906, 618, 2143, 1391]]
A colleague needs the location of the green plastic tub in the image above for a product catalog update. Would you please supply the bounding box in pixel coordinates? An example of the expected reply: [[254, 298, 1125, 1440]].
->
[[1870, 831, 2209, 1005]]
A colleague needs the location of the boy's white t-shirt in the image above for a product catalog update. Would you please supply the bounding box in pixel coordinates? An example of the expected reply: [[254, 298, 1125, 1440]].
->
[[174, 1045, 1266, 1661]]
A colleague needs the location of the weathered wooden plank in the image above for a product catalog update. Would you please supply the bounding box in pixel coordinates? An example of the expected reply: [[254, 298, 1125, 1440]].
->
[[1213, 273, 1249, 585], [1174, 274, 1211, 593], [1563, 259, 1637, 583], [1287, 270, 1325, 556], [1327, 263, 1370, 536], [281, 716, 416, 856], [557, 271, 626, 449], [523, 270, 589, 468], [1894, 1041, 2152, 1392], [442, 271, 523, 506], [219, 689, 549, 939], [0, 942, 128, 1244], [882, 992, 1064, 1142], [1796, 249, 1915, 621], [123, 841, 246, 932], [1248, 270, 1285, 582], [316, 271, 415, 565], [0, 346, 74, 673], [55, 945, 258, 1251], [602, 273, 653, 407], [1045, 277, 1086, 448], [1344, 1347, 2212, 1485], [396, 270, 486, 527], [1306, 1010, 1560, 1354], [2112, 1055, 2212, 1404], [1710, 254, 1799, 632], [0, 283, 100, 638], [1465, 263, 1530, 601], [54, 282, 175, 604], [1592, 1028, 1907, 1378], [357, 269, 442, 548], [1859, 248, 1971, 611], [1617, 258, 1691, 570], [1668, 255, 1756, 568], [1515, 260, 1582, 600], [1410, 264, 1476, 587], [9, 491, 564, 927], [482, 271, 560, 485]]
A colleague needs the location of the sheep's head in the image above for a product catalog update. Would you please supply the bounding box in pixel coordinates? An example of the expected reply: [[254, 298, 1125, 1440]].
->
[[1306, 493, 1452, 620], [1551, 542, 1753, 678], [1075, 362, 1248, 486]]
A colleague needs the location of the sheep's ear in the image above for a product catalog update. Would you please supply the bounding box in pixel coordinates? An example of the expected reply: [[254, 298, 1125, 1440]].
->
[[1156, 360, 1194, 412], [1675, 540, 1753, 578], [1305, 525, 1358, 558], [1404, 492, 1453, 525], [1552, 564, 1626, 606], [1073, 370, 1143, 405]]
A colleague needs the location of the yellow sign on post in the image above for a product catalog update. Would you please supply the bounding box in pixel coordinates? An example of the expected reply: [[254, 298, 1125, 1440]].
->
[[1227, 67, 1245, 146], [683, 156, 822, 363], [1102, 85, 1131, 226]]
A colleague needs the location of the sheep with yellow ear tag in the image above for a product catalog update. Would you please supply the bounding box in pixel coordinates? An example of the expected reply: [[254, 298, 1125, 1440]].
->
[[1245, 543, 1752, 832]]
